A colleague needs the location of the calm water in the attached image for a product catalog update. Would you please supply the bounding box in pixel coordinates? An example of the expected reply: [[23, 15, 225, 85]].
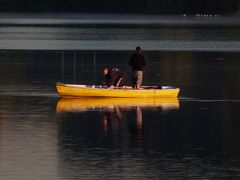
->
[[0, 15, 240, 179], [0, 14, 240, 51]]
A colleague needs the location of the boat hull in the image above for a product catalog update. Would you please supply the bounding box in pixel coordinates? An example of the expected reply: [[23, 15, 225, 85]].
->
[[56, 83, 180, 98]]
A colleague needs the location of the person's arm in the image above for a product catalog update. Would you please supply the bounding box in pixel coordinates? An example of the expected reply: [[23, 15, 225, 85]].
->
[[105, 72, 111, 87], [110, 69, 121, 87], [106, 77, 111, 87], [115, 77, 123, 87], [114, 71, 125, 87]]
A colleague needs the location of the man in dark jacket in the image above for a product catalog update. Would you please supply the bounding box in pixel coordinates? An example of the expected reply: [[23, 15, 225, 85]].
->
[[128, 46, 146, 89], [103, 67, 126, 88]]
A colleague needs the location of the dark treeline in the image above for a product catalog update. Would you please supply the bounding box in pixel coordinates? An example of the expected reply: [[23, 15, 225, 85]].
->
[[0, 0, 239, 14]]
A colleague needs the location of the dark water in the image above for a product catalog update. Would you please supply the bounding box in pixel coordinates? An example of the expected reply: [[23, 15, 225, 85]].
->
[[1, 15, 240, 179]]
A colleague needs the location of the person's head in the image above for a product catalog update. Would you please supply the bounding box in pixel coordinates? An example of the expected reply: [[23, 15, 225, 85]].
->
[[103, 67, 109, 75], [136, 46, 142, 53]]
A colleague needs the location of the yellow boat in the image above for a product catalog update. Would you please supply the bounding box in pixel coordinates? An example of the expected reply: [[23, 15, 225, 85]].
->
[[56, 82, 180, 98], [56, 97, 180, 113]]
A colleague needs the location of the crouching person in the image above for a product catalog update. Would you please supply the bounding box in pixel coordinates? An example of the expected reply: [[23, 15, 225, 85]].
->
[[103, 67, 127, 88]]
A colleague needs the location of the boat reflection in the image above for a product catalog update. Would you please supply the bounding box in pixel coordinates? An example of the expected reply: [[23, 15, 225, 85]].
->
[[56, 97, 180, 113], [57, 97, 179, 137], [56, 97, 180, 149]]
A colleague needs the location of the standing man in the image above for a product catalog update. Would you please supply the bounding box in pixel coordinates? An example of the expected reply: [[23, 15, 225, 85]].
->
[[128, 46, 146, 89]]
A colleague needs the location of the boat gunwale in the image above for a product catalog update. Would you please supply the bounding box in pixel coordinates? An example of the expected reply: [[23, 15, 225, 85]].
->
[[57, 82, 180, 91]]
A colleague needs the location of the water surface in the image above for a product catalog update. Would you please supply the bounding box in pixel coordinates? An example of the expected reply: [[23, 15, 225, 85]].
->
[[0, 15, 240, 179], [0, 14, 240, 51]]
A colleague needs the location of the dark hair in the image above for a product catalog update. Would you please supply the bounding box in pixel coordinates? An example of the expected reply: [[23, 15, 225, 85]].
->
[[136, 46, 141, 52]]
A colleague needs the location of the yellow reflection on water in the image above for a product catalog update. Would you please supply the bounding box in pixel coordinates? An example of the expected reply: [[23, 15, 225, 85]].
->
[[56, 97, 180, 113], [56, 97, 180, 138]]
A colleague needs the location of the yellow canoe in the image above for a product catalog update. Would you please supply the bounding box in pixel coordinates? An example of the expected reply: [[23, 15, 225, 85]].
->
[[56, 97, 180, 113], [56, 82, 180, 98]]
